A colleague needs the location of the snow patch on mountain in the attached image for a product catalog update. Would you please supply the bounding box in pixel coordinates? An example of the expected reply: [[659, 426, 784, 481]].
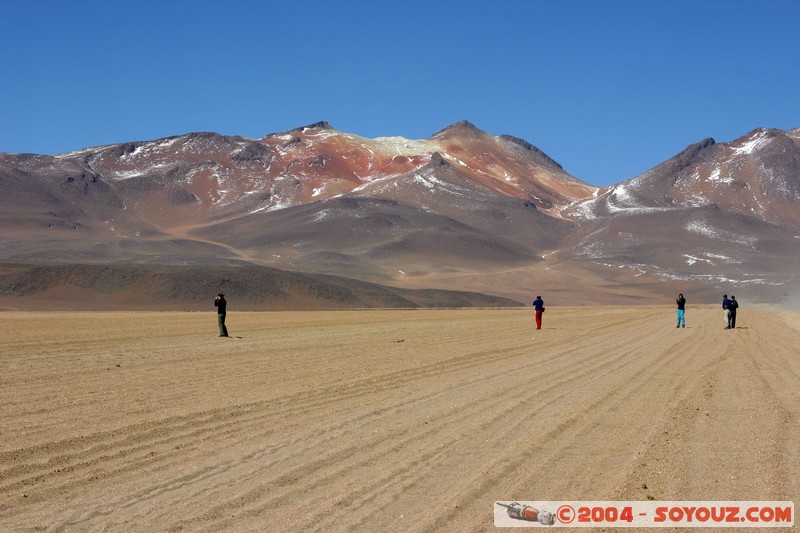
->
[[602, 184, 681, 215], [312, 209, 333, 222], [684, 220, 756, 246], [686, 193, 710, 206], [351, 173, 397, 194], [732, 130, 771, 156], [705, 252, 741, 264], [682, 252, 739, 266], [656, 270, 780, 285], [566, 197, 599, 220], [372, 136, 440, 156], [705, 166, 732, 184], [109, 162, 171, 180], [303, 127, 336, 138], [411, 171, 470, 197], [132, 138, 181, 159], [684, 254, 712, 266]]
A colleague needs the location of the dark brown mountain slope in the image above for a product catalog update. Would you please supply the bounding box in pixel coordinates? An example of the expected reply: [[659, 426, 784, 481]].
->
[[0, 264, 523, 311]]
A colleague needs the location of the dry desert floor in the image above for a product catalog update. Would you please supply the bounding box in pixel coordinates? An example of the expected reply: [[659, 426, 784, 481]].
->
[[2, 305, 799, 532]]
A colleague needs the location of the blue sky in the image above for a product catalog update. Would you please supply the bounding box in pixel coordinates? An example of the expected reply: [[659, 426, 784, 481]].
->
[[2, 0, 798, 187]]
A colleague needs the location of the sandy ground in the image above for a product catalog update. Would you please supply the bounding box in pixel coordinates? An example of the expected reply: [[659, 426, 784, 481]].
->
[[1, 306, 798, 532]]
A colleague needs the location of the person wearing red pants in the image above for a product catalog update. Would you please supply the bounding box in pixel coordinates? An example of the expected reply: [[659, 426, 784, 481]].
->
[[532, 295, 545, 330]]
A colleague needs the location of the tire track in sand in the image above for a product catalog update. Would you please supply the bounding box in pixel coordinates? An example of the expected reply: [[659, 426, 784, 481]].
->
[[614, 306, 800, 508]]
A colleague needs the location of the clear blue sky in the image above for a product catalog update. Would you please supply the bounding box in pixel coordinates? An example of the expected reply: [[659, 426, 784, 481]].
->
[[2, 0, 798, 187]]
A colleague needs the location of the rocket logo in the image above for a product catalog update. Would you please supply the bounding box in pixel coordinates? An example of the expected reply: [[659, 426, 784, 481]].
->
[[496, 502, 556, 525]]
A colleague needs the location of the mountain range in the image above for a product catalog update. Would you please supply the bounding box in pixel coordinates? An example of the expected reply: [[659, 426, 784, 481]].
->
[[2, 121, 799, 309]]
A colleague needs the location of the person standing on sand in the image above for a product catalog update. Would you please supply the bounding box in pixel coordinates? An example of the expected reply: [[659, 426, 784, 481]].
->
[[215, 293, 229, 337], [676, 293, 686, 328], [728, 295, 739, 329], [722, 294, 731, 329], [532, 295, 544, 330]]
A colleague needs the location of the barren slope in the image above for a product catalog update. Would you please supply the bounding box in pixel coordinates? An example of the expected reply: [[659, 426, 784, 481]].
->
[[2, 306, 798, 531]]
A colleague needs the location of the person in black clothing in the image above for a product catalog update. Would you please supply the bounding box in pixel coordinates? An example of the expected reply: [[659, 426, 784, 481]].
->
[[215, 293, 229, 337], [675, 293, 686, 328], [728, 295, 739, 329]]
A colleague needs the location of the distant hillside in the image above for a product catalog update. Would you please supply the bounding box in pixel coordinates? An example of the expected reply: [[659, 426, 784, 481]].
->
[[0, 264, 524, 311]]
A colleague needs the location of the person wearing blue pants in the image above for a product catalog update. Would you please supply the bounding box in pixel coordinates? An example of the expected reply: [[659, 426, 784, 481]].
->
[[728, 295, 739, 329], [675, 293, 686, 328]]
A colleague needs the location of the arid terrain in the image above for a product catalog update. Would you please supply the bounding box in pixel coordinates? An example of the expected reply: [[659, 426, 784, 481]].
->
[[2, 306, 799, 532]]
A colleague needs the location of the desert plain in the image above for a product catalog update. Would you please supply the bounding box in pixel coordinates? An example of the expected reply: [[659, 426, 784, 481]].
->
[[1, 305, 799, 532]]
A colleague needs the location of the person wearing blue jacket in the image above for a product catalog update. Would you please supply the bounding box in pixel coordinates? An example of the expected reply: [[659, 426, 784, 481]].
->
[[728, 295, 739, 328], [532, 296, 544, 330]]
